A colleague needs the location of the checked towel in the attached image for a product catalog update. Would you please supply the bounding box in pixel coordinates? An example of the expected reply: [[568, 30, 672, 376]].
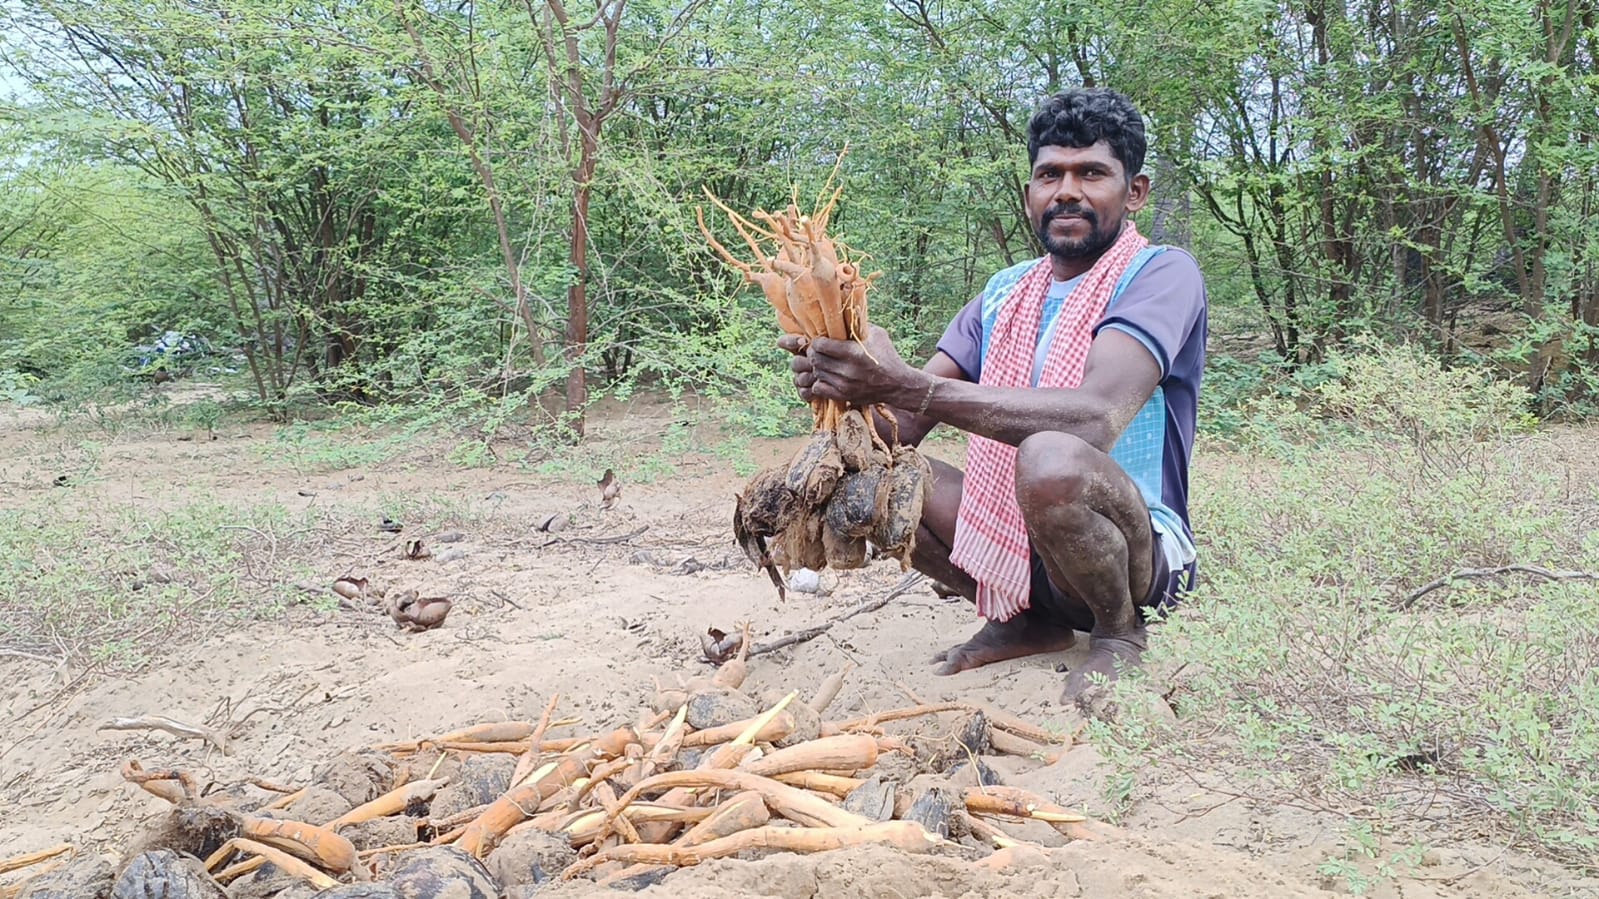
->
[[950, 221, 1149, 621]]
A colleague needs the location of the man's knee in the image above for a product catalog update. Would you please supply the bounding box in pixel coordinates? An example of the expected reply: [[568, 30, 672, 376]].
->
[[1014, 430, 1095, 512]]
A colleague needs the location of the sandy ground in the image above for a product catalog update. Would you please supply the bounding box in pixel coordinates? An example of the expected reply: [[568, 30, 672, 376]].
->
[[0, 401, 1591, 898]]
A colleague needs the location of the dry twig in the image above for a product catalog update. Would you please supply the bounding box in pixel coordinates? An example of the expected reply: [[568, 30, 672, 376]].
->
[[1402, 564, 1599, 608], [99, 715, 231, 754]]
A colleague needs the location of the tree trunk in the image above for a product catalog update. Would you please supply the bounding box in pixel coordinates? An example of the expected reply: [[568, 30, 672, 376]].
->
[[566, 139, 596, 435]]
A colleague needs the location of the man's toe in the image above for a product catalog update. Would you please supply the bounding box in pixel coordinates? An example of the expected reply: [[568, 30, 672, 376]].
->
[[932, 646, 973, 676]]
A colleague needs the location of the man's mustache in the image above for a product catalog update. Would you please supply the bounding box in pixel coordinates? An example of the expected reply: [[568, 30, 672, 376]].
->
[[1042, 205, 1098, 228]]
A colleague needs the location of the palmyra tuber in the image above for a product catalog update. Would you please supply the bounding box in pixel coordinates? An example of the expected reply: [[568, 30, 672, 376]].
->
[[700, 174, 931, 596], [87, 629, 1112, 894]]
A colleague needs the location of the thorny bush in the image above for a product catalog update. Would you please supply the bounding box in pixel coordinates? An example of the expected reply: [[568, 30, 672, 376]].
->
[[1092, 343, 1599, 873]]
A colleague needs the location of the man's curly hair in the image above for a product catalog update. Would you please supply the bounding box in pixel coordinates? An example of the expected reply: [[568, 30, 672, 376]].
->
[[1027, 88, 1147, 180]]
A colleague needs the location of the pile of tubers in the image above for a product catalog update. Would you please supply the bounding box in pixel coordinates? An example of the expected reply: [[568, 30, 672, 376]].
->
[[698, 182, 932, 596], [7, 636, 1111, 897]]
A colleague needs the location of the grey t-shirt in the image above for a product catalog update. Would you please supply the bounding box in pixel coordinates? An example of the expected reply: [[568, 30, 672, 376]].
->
[[935, 249, 1208, 547]]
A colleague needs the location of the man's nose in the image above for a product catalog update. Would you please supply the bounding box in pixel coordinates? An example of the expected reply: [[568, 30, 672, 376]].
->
[[1051, 173, 1084, 204]]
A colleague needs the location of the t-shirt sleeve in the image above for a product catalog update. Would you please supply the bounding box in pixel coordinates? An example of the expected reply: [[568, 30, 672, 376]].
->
[[1094, 250, 1206, 378], [935, 296, 984, 381]]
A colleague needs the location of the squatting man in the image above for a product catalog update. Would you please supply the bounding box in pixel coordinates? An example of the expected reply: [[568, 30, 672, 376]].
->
[[782, 88, 1207, 704]]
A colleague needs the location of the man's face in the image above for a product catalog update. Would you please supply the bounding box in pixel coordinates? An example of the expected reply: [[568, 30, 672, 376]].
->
[[1025, 142, 1150, 262]]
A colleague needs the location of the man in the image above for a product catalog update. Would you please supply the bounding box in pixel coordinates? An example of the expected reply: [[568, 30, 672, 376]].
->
[[781, 88, 1207, 703]]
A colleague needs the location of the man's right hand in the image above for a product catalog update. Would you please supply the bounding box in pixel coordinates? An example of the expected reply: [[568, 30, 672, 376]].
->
[[778, 335, 815, 403]]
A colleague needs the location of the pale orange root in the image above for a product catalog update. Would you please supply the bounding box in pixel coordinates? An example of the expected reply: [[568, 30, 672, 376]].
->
[[963, 787, 1118, 841], [607, 769, 870, 831], [679, 711, 795, 749], [513, 693, 563, 786], [740, 733, 878, 778], [770, 771, 864, 799], [221, 838, 337, 890], [239, 817, 357, 873], [561, 803, 714, 846], [566, 821, 938, 880], [456, 726, 637, 857], [0, 844, 71, 875], [988, 728, 1062, 763], [808, 663, 853, 716], [326, 777, 449, 829], [261, 786, 308, 812], [120, 759, 198, 804]]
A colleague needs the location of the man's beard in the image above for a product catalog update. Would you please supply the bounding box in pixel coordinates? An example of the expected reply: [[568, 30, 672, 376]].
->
[[1036, 205, 1120, 260]]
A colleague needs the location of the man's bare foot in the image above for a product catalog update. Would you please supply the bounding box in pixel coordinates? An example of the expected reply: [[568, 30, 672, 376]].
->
[[1061, 632, 1147, 702], [932, 611, 1077, 675]]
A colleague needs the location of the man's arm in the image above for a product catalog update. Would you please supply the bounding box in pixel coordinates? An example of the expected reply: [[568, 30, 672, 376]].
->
[[807, 326, 1160, 453], [779, 334, 969, 448]]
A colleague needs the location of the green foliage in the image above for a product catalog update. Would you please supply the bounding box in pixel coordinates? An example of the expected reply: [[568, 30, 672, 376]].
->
[[3, 0, 1597, 425], [1094, 354, 1599, 868]]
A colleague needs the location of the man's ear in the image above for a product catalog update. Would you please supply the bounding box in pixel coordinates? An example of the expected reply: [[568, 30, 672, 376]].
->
[[1125, 172, 1152, 213]]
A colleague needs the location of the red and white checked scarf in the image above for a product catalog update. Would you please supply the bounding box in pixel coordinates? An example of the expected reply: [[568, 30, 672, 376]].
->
[[951, 221, 1149, 621]]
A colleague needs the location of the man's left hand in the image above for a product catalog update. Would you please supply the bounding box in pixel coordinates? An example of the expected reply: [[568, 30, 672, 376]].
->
[[808, 326, 923, 407]]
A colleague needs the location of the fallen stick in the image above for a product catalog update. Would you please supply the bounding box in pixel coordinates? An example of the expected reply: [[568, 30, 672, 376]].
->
[[748, 572, 925, 658], [1402, 564, 1599, 608], [539, 525, 649, 548], [0, 843, 71, 875], [99, 716, 230, 754]]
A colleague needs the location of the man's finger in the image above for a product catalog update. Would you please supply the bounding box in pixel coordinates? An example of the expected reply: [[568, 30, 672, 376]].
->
[[790, 354, 813, 374], [777, 334, 808, 354], [809, 378, 843, 401], [808, 336, 848, 358]]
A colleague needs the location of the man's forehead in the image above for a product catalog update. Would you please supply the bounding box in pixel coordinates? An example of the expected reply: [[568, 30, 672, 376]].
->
[[1033, 142, 1120, 170]]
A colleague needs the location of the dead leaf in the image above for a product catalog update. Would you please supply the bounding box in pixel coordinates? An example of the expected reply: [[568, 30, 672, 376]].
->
[[598, 468, 621, 510]]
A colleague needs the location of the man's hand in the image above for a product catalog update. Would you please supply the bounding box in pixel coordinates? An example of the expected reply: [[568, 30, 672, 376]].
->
[[804, 326, 925, 407], [778, 334, 817, 403]]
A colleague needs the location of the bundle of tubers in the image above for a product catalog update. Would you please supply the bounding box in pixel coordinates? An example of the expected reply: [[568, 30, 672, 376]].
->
[[699, 178, 932, 596], [50, 641, 1109, 896]]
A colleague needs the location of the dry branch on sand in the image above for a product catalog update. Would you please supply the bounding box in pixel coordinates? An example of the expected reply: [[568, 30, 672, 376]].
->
[[699, 175, 932, 598], [22, 644, 1112, 896]]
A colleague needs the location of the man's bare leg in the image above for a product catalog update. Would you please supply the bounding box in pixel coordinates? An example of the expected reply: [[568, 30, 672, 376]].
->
[[1014, 431, 1156, 701], [910, 457, 1077, 675]]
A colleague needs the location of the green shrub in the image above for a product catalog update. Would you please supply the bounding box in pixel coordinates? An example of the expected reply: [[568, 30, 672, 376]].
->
[[1095, 341, 1599, 869]]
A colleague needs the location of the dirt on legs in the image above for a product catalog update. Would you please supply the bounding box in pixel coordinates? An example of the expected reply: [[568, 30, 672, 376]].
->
[[913, 433, 1156, 703]]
